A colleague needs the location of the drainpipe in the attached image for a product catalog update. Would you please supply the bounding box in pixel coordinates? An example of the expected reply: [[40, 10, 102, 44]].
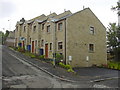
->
[[64, 19, 67, 65], [53, 22, 57, 68]]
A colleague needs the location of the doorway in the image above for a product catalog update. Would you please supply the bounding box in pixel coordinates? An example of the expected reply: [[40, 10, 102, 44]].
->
[[45, 44, 48, 58], [32, 41, 34, 53]]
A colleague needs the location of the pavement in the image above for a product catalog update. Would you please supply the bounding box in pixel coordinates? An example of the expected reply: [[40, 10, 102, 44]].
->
[[8, 47, 119, 82]]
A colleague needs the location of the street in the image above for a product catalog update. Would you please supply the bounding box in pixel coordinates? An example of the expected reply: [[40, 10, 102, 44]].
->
[[1, 45, 119, 89], [2, 46, 90, 88]]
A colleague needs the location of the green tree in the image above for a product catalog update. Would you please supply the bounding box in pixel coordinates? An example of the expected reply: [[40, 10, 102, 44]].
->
[[0, 31, 4, 45], [111, 0, 120, 10], [107, 23, 120, 61], [107, 0, 120, 61]]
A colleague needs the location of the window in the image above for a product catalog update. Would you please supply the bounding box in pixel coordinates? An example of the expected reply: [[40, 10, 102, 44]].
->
[[30, 38, 31, 43], [41, 40, 44, 47], [58, 23, 62, 30], [24, 26, 26, 32], [33, 26, 36, 32], [58, 42, 63, 50], [47, 25, 50, 32], [89, 44, 94, 52], [42, 23, 45, 30], [50, 43, 52, 50], [35, 40, 37, 47], [90, 26, 95, 34]]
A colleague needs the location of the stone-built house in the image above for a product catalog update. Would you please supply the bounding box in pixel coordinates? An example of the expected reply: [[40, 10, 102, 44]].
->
[[15, 8, 107, 67]]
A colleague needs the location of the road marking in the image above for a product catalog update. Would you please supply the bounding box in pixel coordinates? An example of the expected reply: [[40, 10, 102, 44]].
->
[[3, 75, 35, 81], [93, 84, 110, 88]]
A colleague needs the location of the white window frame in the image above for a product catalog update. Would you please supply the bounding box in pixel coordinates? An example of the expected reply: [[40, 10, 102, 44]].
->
[[58, 22, 63, 31], [49, 42, 53, 51], [41, 39, 44, 47], [58, 41, 63, 51], [47, 25, 50, 33], [90, 26, 95, 35], [88, 43, 95, 52]]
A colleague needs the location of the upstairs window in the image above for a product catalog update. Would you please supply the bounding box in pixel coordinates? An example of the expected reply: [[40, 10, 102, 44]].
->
[[58, 23, 63, 30], [42, 23, 45, 30], [58, 42, 63, 50], [47, 25, 50, 32], [90, 26, 95, 34], [33, 26, 36, 32], [89, 44, 94, 52], [24, 26, 26, 32]]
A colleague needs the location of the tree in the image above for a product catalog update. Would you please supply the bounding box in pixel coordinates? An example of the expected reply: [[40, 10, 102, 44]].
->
[[107, 0, 120, 61], [0, 31, 4, 45], [111, 0, 120, 11], [107, 23, 120, 61]]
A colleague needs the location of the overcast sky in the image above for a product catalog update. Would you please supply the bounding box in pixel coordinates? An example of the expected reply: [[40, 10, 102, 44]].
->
[[0, 0, 118, 33]]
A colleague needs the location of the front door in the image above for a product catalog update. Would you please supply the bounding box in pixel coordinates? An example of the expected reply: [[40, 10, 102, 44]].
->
[[23, 41, 25, 48], [32, 41, 34, 53], [45, 44, 48, 58]]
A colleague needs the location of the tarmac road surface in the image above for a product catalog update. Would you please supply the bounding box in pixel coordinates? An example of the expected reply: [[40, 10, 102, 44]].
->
[[2, 45, 91, 88]]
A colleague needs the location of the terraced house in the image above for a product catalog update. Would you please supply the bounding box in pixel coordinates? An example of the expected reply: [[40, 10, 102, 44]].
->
[[15, 8, 107, 67]]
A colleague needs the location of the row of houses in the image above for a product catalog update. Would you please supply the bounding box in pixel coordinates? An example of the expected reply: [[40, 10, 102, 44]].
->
[[15, 8, 107, 67]]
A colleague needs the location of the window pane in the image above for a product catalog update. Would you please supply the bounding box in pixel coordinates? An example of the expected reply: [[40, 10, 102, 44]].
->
[[50, 43, 52, 50], [90, 26, 94, 34], [47, 25, 50, 32], [33, 26, 36, 31], [42, 23, 44, 30], [89, 44, 94, 52], [58, 42, 63, 50], [58, 23, 62, 30], [41, 40, 44, 47]]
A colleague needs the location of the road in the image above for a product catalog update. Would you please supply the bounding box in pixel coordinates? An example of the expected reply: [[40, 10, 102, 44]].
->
[[2, 45, 91, 88], [1, 45, 119, 89]]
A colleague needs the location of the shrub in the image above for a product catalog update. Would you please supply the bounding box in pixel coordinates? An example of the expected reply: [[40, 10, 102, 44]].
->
[[108, 61, 120, 70], [55, 53, 63, 65], [59, 62, 72, 69], [67, 68, 74, 73], [101, 64, 108, 68], [39, 55, 45, 59], [59, 62, 65, 68], [64, 64, 71, 69], [17, 46, 25, 53], [30, 54, 36, 58]]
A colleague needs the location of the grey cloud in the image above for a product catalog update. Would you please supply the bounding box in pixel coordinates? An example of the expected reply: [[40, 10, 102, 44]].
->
[[0, 1, 16, 18]]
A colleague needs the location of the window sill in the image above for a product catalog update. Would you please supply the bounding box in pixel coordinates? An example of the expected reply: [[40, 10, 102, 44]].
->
[[89, 51, 95, 53], [58, 49, 63, 51]]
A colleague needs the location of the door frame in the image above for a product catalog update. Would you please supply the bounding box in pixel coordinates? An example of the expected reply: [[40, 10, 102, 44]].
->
[[45, 44, 48, 58], [32, 41, 34, 53]]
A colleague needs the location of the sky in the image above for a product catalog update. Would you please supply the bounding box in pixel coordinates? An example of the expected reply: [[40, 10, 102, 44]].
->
[[0, 0, 118, 33]]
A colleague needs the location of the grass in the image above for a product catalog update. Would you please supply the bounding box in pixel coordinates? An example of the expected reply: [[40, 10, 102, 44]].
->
[[107, 61, 120, 70]]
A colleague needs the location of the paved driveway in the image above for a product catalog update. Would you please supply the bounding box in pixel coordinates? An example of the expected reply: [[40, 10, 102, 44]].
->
[[73, 67, 119, 78], [73, 67, 119, 88]]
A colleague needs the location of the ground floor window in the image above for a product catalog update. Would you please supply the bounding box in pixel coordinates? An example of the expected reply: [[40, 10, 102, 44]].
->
[[41, 39, 44, 47], [50, 43, 52, 50], [58, 42, 63, 50], [89, 44, 94, 52]]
